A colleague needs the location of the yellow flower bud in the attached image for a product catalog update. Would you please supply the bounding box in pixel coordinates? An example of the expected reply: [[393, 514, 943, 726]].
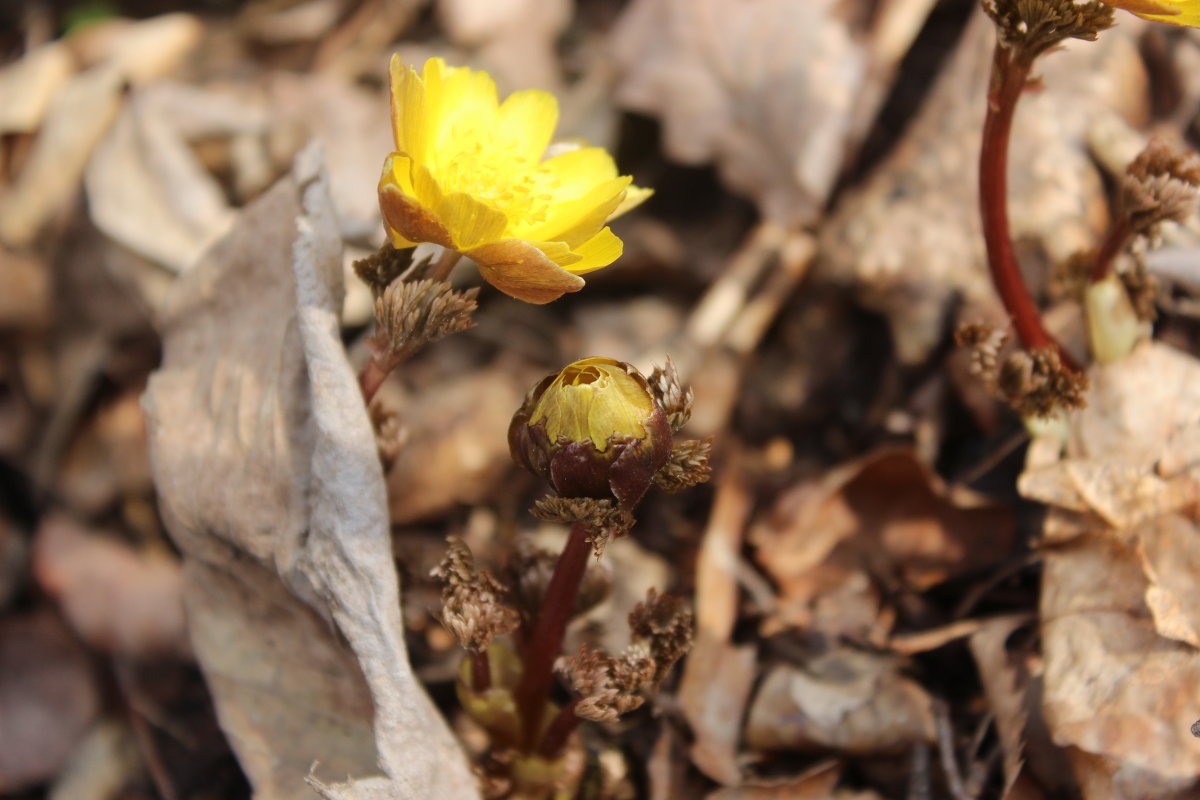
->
[[509, 358, 672, 509]]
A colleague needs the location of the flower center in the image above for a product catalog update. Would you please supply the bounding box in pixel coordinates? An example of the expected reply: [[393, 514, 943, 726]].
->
[[438, 123, 559, 230]]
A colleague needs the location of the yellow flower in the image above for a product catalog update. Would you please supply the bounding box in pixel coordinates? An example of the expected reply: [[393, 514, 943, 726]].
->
[[379, 57, 651, 304], [1104, 0, 1200, 26]]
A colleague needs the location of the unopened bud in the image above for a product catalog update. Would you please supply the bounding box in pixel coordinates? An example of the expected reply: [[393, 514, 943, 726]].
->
[[509, 357, 673, 510]]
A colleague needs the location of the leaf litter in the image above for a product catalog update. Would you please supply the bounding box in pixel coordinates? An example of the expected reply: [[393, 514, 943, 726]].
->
[[4, 1, 1200, 799]]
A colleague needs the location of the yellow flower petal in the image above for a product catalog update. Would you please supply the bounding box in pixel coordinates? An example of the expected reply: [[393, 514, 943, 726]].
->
[[1106, 0, 1200, 25], [496, 89, 558, 166], [1107, 0, 1179, 14], [610, 185, 653, 220], [560, 227, 623, 276], [437, 192, 508, 250], [379, 182, 453, 249], [467, 239, 586, 304], [539, 147, 621, 196], [517, 176, 630, 245], [528, 357, 655, 450]]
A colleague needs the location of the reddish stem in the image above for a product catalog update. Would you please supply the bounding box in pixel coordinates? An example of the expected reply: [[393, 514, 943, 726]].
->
[[514, 521, 591, 751], [471, 649, 492, 693], [979, 45, 1076, 369], [359, 357, 390, 404], [536, 697, 580, 760], [1089, 216, 1132, 283]]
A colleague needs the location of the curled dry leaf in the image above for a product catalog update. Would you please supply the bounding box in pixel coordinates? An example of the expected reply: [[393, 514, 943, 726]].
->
[[33, 515, 188, 659], [820, 9, 1147, 363], [1019, 342, 1200, 796], [143, 144, 479, 799], [85, 84, 248, 273], [750, 448, 1013, 639], [743, 647, 935, 755]]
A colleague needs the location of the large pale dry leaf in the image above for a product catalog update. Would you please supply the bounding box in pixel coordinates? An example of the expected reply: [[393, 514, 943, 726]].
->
[[819, 10, 1147, 363], [143, 143, 479, 800], [610, 0, 868, 224], [743, 648, 935, 754]]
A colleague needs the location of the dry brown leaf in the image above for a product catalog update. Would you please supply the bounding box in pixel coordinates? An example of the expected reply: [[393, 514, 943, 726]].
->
[[678, 454, 756, 785], [437, 0, 570, 91], [143, 144, 479, 799], [385, 362, 529, 524], [0, 63, 124, 247], [1041, 536, 1200, 796], [819, 10, 1147, 363], [0, 610, 100, 792], [47, 720, 141, 800], [679, 641, 758, 786], [0, 246, 51, 329], [611, 0, 866, 224], [743, 648, 935, 754], [33, 515, 188, 658], [85, 85, 241, 273], [611, 0, 938, 225], [751, 448, 1013, 638], [0, 42, 74, 135], [1138, 513, 1200, 648], [66, 13, 203, 87], [55, 389, 152, 516], [704, 762, 879, 800], [0, 14, 204, 248], [1025, 339, 1200, 795]]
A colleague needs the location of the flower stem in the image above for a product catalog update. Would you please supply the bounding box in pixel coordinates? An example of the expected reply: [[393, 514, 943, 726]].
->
[[514, 521, 591, 751], [536, 697, 580, 760], [979, 44, 1077, 369], [471, 649, 492, 693], [1089, 216, 1132, 284], [359, 357, 390, 404], [357, 247, 463, 405]]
